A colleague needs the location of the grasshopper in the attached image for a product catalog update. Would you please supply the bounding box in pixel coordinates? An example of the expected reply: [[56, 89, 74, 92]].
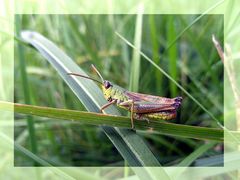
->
[[68, 65, 182, 129]]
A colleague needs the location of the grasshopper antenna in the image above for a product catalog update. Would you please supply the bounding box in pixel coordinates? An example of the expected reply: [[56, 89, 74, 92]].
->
[[91, 64, 104, 83], [67, 72, 103, 85]]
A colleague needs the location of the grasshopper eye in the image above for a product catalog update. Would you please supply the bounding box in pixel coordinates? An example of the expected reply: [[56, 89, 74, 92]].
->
[[104, 81, 112, 89]]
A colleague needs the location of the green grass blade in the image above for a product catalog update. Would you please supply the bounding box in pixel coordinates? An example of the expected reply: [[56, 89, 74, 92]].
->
[[129, 5, 143, 92], [167, 15, 177, 97], [1, 101, 224, 142], [15, 15, 38, 162], [148, 14, 162, 94], [19, 31, 166, 173]]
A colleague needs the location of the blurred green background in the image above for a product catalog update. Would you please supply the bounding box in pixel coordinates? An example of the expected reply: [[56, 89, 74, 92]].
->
[[14, 14, 223, 166]]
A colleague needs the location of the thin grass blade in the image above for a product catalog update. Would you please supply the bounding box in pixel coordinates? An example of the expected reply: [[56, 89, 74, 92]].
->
[[167, 15, 177, 97], [1, 101, 224, 142], [129, 4, 143, 92]]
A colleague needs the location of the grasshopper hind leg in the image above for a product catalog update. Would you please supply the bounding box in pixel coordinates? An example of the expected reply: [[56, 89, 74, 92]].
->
[[134, 111, 177, 126], [134, 114, 150, 123], [137, 111, 177, 121], [130, 100, 135, 129]]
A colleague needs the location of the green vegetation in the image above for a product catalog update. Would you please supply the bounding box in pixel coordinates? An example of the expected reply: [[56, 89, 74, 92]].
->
[[14, 14, 223, 168]]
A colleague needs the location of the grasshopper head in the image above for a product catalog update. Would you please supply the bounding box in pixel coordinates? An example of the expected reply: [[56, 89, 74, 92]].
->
[[102, 80, 113, 101], [90, 64, 114, 101], [103, 80, 112, 89]]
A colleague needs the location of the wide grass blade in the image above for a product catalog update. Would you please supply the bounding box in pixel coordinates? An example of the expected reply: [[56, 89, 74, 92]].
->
[[2, 101, 223, 142], [19, 31, 169, 177]]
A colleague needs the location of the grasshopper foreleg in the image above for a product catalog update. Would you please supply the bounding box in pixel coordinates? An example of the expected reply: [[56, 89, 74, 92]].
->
[[100, 99, 117, 113]]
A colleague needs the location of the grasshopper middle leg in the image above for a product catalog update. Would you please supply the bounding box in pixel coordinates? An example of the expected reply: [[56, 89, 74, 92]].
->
[[119, 100, 135, 129]]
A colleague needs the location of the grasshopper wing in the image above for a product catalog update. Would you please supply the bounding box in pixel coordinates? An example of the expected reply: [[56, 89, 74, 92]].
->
[[125, 91, 182, 105], [119, 100, 180, 113]]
